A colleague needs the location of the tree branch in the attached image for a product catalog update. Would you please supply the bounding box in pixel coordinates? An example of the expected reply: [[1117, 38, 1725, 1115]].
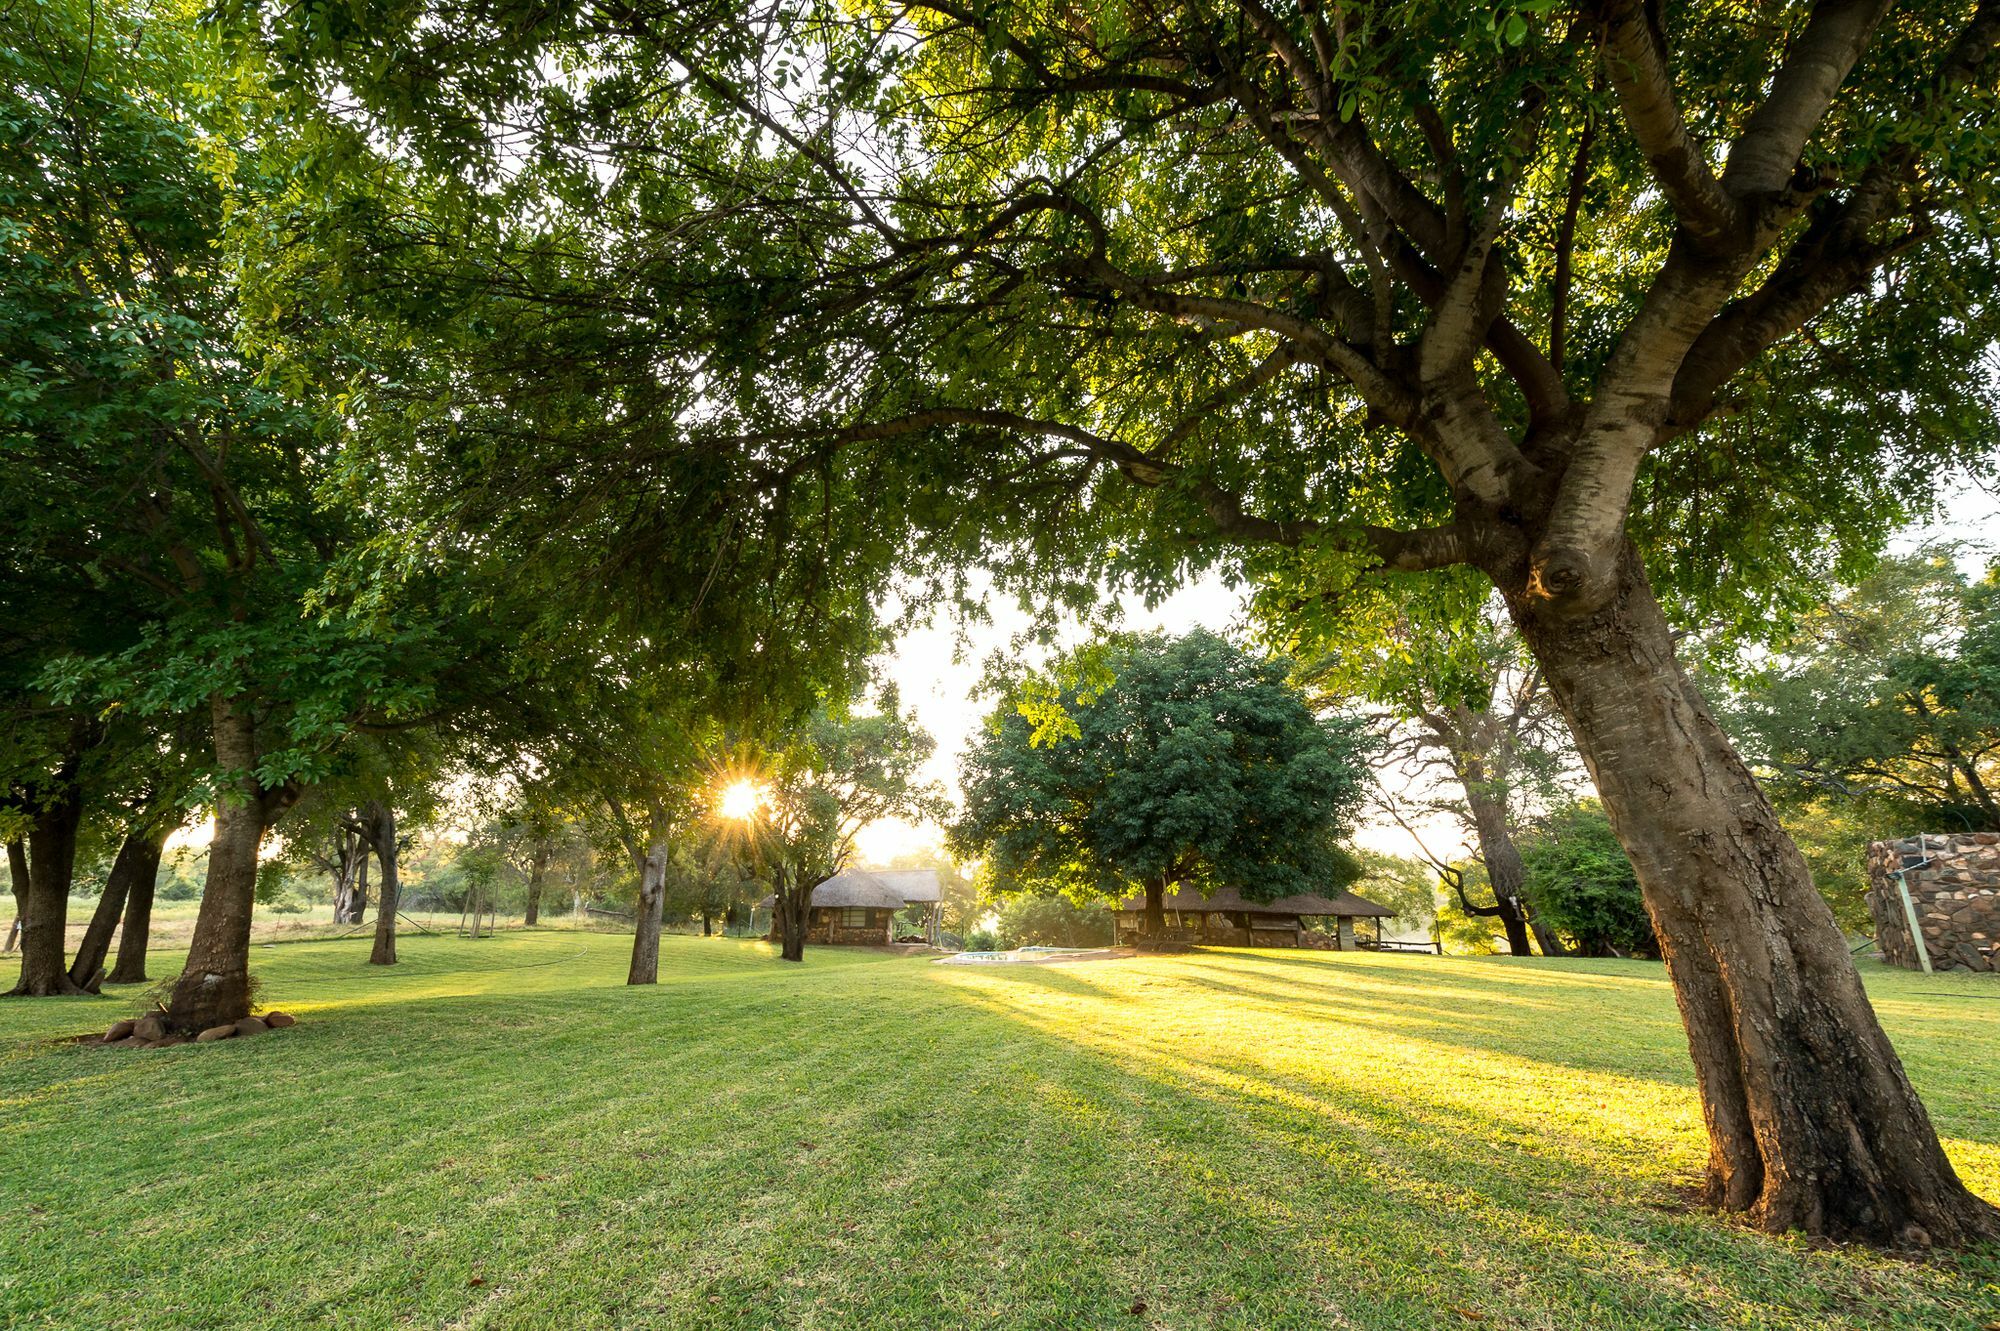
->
[[1591, 0, 1740, 247], [1721, 0, 1894, 199]]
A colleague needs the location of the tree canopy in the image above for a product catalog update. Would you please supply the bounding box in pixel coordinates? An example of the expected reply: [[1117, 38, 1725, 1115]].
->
[[952, 632, 1371, 929], [1719, 548, 2000, 831]]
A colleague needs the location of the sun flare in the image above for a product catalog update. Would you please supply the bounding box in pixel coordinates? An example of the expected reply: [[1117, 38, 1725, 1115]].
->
[[718, 779, 762, 821]]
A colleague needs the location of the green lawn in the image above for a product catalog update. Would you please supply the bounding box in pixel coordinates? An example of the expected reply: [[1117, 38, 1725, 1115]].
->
[[2, 934, 1997, 1330]]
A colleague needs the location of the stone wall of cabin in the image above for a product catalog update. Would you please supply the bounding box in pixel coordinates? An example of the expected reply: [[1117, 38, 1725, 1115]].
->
[[804, 907, 894, 947], [1866, 833, 2000, 973]]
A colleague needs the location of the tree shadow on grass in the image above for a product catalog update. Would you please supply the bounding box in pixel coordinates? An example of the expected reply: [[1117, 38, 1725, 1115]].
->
[[929, 961, 2000, 1328], [5, 941, 1998, 1330], [975, 952, 1697, 1091]]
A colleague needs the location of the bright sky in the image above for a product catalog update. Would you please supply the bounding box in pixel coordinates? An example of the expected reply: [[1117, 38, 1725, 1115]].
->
[[855, 486, 2000, 870]]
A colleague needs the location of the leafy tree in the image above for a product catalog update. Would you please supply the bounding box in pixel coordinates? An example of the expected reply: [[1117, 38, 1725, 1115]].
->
[[1299, 579, 1572, 954], [989, 896, 1115, 949], [1772, 797, 1877, 936], [65, 717, 202, 990], [1347, 849, 1440, 941], [1518, 801, 1657, 959], [734, 695, 945, 962], [490, 782, 586, 928], [1721, 549, 2000, 830], [877, 846, 981, 938], [0, 1, 481, 1026], [1431, 863, 1509, 956], [953, 632, 1371, 935]]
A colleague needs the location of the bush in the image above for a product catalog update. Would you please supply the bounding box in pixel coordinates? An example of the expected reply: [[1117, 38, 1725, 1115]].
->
[[1519, 801, 1657, 958], [989, 895, 1115, 949]]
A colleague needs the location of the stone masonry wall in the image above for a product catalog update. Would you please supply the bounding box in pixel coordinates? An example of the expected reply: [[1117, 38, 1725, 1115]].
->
[[1866, 833, 2000, 973]]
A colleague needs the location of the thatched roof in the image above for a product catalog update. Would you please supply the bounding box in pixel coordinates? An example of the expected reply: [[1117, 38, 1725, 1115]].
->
[[1112, 885, 1394, 919], [759, 868, 942, 910]]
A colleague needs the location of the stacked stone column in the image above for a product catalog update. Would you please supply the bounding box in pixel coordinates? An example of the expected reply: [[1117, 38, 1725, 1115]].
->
[[1866, 833, 2000, 973]]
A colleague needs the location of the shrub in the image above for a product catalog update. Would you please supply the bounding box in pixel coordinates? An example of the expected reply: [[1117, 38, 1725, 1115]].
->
[[1519, 801, 1657, 958], [990, 895, 1115, 949]]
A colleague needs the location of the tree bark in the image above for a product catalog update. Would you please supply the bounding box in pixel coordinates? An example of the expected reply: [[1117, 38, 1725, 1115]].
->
[[1142, 877, 1166, 937], [165, 696, 297, 1033], [351, 847, 370, 925], [774, 864, 810, 962], [628, 840, 668, 983], [523, 843, 548, 926], [1462, 782, 1562, 956], [330, 820, 367, 924], [1508, 549, 2000, 1245], [8, 777, 86, 997], [5, 839, 26, 954], [360, 801, 401, 966], [107, 845, 159, 985], [69, 826, 166, 990]]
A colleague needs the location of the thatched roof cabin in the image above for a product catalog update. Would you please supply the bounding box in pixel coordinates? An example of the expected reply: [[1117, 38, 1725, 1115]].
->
[[760, 869, 943, 946], [1110, 885, 1394, 949]]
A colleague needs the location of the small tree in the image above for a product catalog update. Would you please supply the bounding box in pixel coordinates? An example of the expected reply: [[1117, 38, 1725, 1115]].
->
[[1346, 850, 1440, 942], [990, 896, 1116, 949], [1519, 802, 1656, 959], [736, 696, 944, 963], [878, 846, 980, 940], [953, 632, 1371, 936]]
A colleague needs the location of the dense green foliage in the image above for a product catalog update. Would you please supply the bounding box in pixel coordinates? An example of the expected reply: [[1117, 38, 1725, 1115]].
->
[[954, 632, 1370, 911], [1518, 802, 1656, 959], [1347, 849, 1440, 937], [237, 0, 2000, 653], [985, 894, 1116, 949], [1719, 550, 2000, 832]]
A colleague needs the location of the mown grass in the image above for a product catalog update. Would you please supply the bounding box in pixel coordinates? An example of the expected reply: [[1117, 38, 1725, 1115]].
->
[[1, 933, 1997, 1330]]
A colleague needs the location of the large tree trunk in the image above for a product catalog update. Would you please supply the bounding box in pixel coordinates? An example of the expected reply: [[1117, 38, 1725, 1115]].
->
[[628, 840, 668, 983], [1142, 877, 1166, 937], [774, 866, 810, 963], [107, 844, 159, 985], [332, 819, 368, 923], [523, 843, 548, 926], [1508, 550, 1999, 1245], [8, 780, 86, 997], [1462, 783, 1563, 956], [69, 826, 166, 990], [165, 696, 297, 1033], [362, 802, 401, 966]]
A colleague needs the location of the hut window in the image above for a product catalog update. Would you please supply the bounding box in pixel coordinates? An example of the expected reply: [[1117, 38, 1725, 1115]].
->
[[841, 908, 870, 927]]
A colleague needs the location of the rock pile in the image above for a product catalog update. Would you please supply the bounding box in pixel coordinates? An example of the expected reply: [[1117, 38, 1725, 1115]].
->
[[1866, 833, 2000, 973], [96, 1010, 298, 1049]]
